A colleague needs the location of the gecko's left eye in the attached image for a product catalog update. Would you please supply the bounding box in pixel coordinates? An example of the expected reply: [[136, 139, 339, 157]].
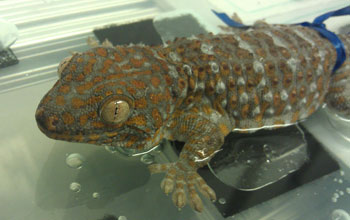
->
[[100, 95, 133, 124]]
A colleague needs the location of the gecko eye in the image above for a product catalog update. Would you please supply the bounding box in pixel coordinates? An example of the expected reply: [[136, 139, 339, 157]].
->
[[100, 96, 133, 124]]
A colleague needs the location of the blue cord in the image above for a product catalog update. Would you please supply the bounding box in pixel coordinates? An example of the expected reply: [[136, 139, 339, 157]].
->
[[212, 6, 350, 73]]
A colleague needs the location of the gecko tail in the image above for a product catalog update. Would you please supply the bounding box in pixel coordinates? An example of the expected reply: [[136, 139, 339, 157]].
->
[[325, 61, 350, 118]]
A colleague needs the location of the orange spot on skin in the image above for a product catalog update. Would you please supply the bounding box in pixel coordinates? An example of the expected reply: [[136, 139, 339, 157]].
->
[[86, 51, 95, 57], [126, 136, 138, 148], [178, 78, 186, 90], [188, 78, 196, 91], [116, 88, 123, 95], [291, 111, 300, 123], [56, 96, 65, 106], [114, 53, 122, 62], [84, 58, 97, 75], [42, 96, 52, 105], [73, 134, 84, 142], [96, 48, 108, 57], [89, 134, 100, 141], [219, 123, 230, 135], [317, 76, 324, 91], [71, 98, 85, 109], [134, 98, 147, 109], [77, 57, 84, 63], [202, 105, 213, 115], [76, 82, 94, 94], [64, 73, 73, 81], [93, 76, 104, 83], [105, 90, 113, 96], [273, 120, 285, 127], [88, 111, 98, 119], [151, 76, 161, 88], [164, 74, 172, 86], [273, 92, 281, 107], [185, 95, 194, 105], [70, 64, 77, 72], [106, 74, 123, 80], [152, 108, 162, 128], [87, 96, 103, 106], [126, 87, 136, 95], [79, 115, 88, 126], [307, 104, 318, 117], [94, 85, 105, 93], [130, 58, 146, 68], [75, 73, 85, 81], [62, 112, 74, 125], [126, 115, 147, 127], [205, 80, 215, 95], [121, 64, 132, 70], [131, 79, 146, 89], [241, 104, 250, 119], [289, 87, 297, 104], [150, 93, 163, 104], [152, 64, 161, 72], [101, 59, 114, 73], [106, 131, 118, 137], [92, 121, 105, 128]]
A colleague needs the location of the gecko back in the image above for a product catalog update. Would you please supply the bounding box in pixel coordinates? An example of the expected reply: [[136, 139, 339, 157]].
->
[[160, 24, 350, 131]]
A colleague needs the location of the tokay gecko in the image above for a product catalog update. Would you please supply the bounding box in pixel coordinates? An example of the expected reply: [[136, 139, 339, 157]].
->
[[35, 17, 350, 211]]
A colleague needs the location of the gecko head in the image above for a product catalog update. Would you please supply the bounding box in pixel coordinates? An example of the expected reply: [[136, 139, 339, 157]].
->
[[35, 46, 174, 149]]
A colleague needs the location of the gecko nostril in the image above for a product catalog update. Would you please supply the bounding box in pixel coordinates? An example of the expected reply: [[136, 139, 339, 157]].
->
[[35, 107, 60, 132]]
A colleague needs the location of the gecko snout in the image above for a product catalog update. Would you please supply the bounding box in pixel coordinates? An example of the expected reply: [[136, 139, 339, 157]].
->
[[35, 106, 60, 134]]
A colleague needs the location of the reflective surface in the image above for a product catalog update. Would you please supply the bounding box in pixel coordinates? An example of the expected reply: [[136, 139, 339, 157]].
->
[[2, 0, 350, 219]]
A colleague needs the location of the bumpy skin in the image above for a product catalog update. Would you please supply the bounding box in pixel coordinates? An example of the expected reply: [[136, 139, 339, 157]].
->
[[35, 23, 350, 211]]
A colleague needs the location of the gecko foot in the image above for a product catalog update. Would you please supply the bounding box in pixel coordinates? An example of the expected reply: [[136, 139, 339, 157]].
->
[[149, 162, 216, 212]]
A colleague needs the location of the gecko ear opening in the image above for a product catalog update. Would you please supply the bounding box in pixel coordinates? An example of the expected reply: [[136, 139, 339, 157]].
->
[[99, 95, 133, 124]]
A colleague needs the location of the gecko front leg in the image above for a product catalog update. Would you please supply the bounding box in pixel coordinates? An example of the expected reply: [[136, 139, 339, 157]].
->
[[149, 110, 227, 211]]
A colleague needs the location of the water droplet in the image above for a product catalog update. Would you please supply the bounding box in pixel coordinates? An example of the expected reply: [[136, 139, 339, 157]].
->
[[218, 197, 226, 205], [92, 192, 100, 199], [332, 209, 350, 220], [105, 145, 117, 153], [118, 216, 128, 220], [201, 43, 213, 54], [66, 153, 85, 169], [334, 193, 339, 199], [346, 188, 350, 194], [69, 182, 81, 193], [210, 62, 219, 73], [246, 159, 251, 164], [183, 64, 192, 76], [339, 191, 344, 196], [332, 197, 338, 203], [169, 52, 181, 62], [140, 154, 155, 165], [334, 178, 338, 182], [339, 179, 343, 184], [340, 170, 345, 176], [266, 159, 271, 163]]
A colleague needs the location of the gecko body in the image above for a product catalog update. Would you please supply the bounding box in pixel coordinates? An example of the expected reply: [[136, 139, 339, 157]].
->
[[35, 23, 350, 211]]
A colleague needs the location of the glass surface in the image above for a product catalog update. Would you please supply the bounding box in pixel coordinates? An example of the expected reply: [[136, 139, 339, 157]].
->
[[1, 0, 350, 219]]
